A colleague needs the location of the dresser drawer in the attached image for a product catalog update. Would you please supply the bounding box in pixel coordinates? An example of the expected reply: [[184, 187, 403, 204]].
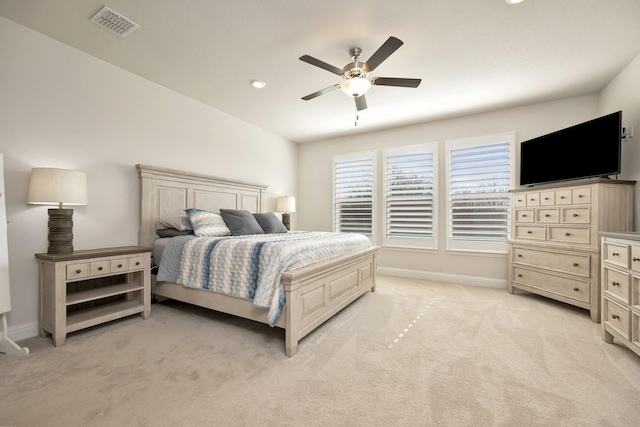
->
[[562, 207, 590, 224], [602, 266, 630, 304], [512, 267, 589, 303], [513, 194, 527, 207], [515, 209, 534, 223], [514, 225, 545, 241], [66, 263, 90, 280], [512, 247, 590, 278], [556, 189, 572, 205], [526, 192, 540, 207], [548, 226, 590, 245], [572, 187, 591, 204], [632, 245, 640, 274], [602, 241, 629, 269], [540, 191, 555, 206], [536, 208, 559, 223], [603, 298, 630, 339]]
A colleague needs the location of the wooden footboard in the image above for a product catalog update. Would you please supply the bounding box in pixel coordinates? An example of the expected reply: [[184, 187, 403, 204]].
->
[[282, 246, 378, 356], [151, 246, 378, 357]]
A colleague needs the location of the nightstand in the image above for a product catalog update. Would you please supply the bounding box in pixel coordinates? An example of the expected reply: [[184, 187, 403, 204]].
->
[[36, 246, 152, 347]]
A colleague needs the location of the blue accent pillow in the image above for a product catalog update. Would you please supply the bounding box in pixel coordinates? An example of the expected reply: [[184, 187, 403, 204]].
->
[[253, 212, 288, 234], [219, 209, 265, 235], [184, 208, 231, 237]]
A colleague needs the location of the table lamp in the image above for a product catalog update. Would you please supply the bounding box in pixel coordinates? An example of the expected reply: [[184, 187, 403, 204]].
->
[[27, 168, 88, 254], [276, 196, 296, 231]]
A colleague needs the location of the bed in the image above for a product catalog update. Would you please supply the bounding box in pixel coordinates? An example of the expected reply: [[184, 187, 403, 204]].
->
[[136, 164, 379, 357]]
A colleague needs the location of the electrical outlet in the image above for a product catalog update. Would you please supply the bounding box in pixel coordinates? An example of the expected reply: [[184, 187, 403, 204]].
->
[[622, 125, 633, 140]]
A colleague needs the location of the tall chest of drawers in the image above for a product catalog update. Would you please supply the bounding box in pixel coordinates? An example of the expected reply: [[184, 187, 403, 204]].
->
[[507, 179, 635, 322], [599, 232, 640, 356]]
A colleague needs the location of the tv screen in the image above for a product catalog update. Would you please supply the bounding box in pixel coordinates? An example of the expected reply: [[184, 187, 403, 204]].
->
[[519, 111, 622, 186]]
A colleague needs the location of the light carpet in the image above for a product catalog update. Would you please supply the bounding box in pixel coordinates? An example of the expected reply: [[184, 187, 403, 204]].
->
[[2, 275, 640, 427]]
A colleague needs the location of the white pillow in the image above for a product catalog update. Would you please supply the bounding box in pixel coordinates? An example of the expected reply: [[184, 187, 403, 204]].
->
[[184, 208, 231, 237]]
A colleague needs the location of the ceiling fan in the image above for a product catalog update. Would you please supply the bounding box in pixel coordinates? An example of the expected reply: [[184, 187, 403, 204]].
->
[[299, 36, 421, 114]]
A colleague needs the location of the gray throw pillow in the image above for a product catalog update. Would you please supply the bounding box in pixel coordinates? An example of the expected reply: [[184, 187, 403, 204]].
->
[[219, 209, 265, 236], [253, 212, 288, 234]]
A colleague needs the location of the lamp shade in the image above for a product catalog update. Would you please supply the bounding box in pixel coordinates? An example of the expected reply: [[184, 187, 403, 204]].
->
[[27, 168, 88, 207], [340, 78, 371, 98], [276, 196, 296, 213]]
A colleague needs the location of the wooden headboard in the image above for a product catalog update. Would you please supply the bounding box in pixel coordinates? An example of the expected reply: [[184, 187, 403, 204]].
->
[[136, 164, 268, 248]]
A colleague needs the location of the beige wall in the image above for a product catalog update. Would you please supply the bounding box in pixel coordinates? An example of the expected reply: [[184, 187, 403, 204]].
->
[[0, 17, 298, 336], [599, 54, 640, 228], [298, 96, 608, 285]]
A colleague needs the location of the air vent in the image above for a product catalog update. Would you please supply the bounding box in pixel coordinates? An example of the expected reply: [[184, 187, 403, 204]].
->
[[90, 6, 140, 38]]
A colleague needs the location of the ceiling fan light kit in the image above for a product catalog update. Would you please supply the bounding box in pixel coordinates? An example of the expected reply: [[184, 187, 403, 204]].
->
[[299, 36, 421, 123]]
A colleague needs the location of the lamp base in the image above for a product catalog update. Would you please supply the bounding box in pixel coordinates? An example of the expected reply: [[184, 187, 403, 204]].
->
[[47, 208, 74, 254], [282, 213, 291, 231]]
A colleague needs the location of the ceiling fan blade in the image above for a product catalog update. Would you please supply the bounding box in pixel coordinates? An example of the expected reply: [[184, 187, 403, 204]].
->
[[373, 77, 422, 88], [301, 84, 340, 101], [364, 36, 404, 72], [299, 55, 344, 76], [355, 95, 368, 111]]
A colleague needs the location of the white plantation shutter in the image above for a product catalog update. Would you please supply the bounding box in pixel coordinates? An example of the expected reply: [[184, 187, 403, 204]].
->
[[333, 151, 375, 238], [383, 143, 437, 248], [447, 133, 514, 252]]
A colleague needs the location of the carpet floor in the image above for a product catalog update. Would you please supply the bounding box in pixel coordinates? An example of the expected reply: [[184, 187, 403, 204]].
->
[[2, 275, 640, 427]]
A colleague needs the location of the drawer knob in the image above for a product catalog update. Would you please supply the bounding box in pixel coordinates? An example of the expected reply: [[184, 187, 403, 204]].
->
[[118, 264, 123, 268], [544, 214, 550, 217], [612, 314, 620, 320], [98, 266, 103, 271], [573, 263, 578, 267], [544, 197, 549, 200], [135, 261, 140, 266], [560, 196, 565, 199], [75, 269, 81, 274], [633, 257, 639, 262], [612, 252, 619, 257], [517, 254, 522, 257], [578, 195, 583, 198], [573, 287, 579, 292], [612, 281, 619, 287], [530, 198, 535, 201], [522, 214, 527, 217], [527, 231, 532, 234], [572, 213, 578, 217], [517, 274, 523, 278], [565, 233, 571, 236]]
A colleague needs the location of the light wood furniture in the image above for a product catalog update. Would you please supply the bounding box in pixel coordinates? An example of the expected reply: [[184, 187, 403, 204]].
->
[[137, 164, 379, 357], [599, 231, 640, 357], [36, 246, 152, 347], [507, 178, 634, 322]]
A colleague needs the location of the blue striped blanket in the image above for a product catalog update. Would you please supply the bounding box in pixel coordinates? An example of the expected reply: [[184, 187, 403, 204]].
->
[[156, 231, 372, 325]]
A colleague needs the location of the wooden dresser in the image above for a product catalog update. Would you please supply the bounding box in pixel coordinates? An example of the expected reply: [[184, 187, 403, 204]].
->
[[507, 178, 635, 322], [599, 231, 640, 356]]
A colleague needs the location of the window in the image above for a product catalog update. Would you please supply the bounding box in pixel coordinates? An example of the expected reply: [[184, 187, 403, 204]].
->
[[446, 133, 515, 252], [332, 151, 376, 241], [383, 143, 437, 249]]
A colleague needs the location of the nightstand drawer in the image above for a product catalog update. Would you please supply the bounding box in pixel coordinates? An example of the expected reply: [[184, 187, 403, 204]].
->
[[110, 258, 129, 273], [67, 263, 89, 280], [603, 241, 629, 268], [90, 261, 110, 276], [129, 256, 144, 270]]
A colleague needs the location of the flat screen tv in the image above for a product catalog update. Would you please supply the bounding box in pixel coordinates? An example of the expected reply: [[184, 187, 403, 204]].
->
[[519, 111, 622, 186]]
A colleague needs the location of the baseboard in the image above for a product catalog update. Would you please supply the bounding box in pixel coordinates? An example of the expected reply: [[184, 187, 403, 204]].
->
[[377, 267, 507, 289], [8, 320, 40, 342]]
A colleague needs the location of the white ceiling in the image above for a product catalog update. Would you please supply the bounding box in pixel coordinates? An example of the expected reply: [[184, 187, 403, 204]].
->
[[1, 0, 639, 143]]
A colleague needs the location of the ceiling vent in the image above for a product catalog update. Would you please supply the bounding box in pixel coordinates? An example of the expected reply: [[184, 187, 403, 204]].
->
[[90, 6, 140, 38]]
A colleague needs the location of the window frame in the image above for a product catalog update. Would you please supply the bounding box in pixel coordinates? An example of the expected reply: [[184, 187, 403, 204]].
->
[[445, 132, 515, 253], [382, 142, 438, 250], [332, 150, 376, 244]]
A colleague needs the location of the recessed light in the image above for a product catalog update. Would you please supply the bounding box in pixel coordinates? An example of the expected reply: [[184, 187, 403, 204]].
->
[[505, 0, 524, 4], [250, 80, 266, 89]]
